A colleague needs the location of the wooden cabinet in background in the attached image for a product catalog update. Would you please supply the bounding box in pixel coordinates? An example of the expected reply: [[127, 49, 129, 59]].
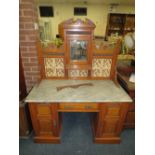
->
[[123, 14, 135, 34], [117, 65, 135, 128], [105, 13, 135, 40]]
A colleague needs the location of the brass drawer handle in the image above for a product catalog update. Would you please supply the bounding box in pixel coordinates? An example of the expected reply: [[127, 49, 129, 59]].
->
[[85, 105, 93, 109]]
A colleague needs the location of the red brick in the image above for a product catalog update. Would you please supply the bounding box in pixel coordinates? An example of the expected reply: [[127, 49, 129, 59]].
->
[[32, 75, 40, 80], [23, 10, 34, 17], [26, 71, 40, 76], [22, 57, 30, 63], [29, 47, 37, 51], [23, 67, 31, 71], [21, 52, 37, 57], [30, 58, 38, 63], [29, 78, 39, 83], [20, 41, 36, 46], [21, 49, 36, 53], [20, 4, 33, 9], [31, 66, 39, 71], [28, 35, 36, 41], [19, 23, 25, 29], [20, 0, 39, 92], [20, 47, 28, 51], [19, 10, 23, 16], [20, 30, 35, 35], [20, 36, 26, 41], [25, 23, 34, 29], [21, 0, 34, 3], [20, 17, 33, 22], [24, 62, 38, 67], [24, 75, 32, 80]]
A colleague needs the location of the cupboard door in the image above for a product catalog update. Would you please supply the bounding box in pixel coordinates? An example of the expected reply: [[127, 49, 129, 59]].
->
[[29, 103, 59, 137], [94, 103, 129, 143]]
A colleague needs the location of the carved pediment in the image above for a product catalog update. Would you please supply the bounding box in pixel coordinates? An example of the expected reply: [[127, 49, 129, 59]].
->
[[59, 18, 96, 29]]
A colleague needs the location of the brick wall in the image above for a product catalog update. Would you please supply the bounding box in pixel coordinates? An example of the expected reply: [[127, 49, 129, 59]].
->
[[19, 0, 40, 92]]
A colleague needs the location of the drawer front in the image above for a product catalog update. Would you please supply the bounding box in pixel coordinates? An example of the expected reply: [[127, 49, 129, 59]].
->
[[58, 103, 99, 112]]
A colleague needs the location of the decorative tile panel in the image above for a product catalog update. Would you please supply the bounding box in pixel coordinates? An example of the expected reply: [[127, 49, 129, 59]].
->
[[68, 70, 88, 78], [44, 58, 65, 77], [92, 58, 112, 77]]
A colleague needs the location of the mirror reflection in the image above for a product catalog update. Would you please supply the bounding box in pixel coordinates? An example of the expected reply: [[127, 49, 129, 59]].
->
[[70, 40, 87, 60]]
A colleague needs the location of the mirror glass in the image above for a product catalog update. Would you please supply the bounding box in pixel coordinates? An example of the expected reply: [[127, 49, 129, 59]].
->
[[70, 40, 88, 61]]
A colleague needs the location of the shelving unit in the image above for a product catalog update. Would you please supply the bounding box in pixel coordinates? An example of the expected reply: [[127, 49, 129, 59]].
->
[[123, 14, 135, 34], [105, 13, 135, 40]]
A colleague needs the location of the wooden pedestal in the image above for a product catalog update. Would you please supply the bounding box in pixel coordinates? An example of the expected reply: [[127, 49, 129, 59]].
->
[[28, 102, 129, 144], [92, 103, 129, 144], [29, 103, 61, 143]]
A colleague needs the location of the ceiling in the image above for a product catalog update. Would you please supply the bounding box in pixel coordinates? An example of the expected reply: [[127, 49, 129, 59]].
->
[[36, 0, 135, 5]]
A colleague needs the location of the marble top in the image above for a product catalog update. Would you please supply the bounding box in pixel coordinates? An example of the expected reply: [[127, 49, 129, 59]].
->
[[25, 80, 132, 103]]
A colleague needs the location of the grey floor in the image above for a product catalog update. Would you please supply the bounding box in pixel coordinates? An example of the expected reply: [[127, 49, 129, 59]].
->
[[19, 113, 135, 155]]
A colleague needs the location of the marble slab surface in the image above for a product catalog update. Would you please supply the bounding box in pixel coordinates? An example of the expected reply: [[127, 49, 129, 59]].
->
[[25, 80, 132, 103]]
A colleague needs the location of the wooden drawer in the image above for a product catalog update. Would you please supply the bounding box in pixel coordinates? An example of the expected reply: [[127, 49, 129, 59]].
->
[[58, 103, 99, 112]]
